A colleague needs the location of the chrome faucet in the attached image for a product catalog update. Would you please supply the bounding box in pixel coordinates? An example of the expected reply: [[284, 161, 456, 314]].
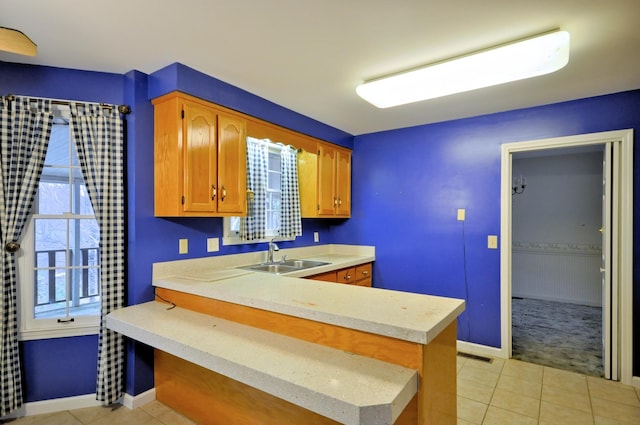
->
[[267, 238, 279, 263]]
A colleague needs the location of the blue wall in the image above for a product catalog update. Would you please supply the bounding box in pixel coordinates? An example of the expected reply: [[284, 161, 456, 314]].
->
[[2, 58, 639, 401], [148, 63, 354, 149], [333, 90, 640, 371], [0, 60, 349, 402], [0, 61, 126, 403]]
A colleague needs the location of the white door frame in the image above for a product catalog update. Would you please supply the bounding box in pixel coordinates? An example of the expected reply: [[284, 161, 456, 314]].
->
[[500, 129, 634, 385]]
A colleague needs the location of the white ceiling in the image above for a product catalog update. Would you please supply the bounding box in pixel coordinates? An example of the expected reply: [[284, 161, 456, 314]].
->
[[1, 0, 640, 135]]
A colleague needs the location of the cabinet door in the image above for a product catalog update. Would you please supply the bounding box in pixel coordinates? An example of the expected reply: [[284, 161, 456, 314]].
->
[[297, 150, 319, 218], [335, 149, 351, 217], [217, 113, 247, 215], [317, 144, 337, 216], [183, 101, 217, 212]]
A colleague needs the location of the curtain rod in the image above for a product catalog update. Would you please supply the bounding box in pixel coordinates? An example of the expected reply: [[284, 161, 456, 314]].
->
[[4, 94, 131, 114]]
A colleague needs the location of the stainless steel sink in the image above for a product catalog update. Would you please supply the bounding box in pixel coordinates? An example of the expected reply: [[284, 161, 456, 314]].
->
[[280, 259, 329, 269], [238, 259, 330, 274], [243, 264, 300, 274]]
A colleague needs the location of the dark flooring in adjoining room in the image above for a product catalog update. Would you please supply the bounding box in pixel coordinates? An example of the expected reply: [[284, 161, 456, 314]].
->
[[512, 297, 603, 377]]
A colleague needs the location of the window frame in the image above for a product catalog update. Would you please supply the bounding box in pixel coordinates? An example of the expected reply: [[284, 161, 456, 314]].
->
[[17, 116, 100, 341]]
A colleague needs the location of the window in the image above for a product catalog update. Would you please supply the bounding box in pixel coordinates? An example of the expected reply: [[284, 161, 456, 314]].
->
[[224, 144, 286, 244], [224, 137, 302, 245], [18, 118, 100, 339]]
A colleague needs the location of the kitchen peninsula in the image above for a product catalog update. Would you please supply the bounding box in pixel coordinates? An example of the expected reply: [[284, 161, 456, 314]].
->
[[107, 245, 465, 425]]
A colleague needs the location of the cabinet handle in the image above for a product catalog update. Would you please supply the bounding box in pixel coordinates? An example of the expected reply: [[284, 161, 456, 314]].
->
[[361, 270, 369, 276], [344, 274, 351, 280], [211, 185, 217, 200], [338, 197, 342, 206], [221, 185, 227, 201], [333, 197, 338, 206]]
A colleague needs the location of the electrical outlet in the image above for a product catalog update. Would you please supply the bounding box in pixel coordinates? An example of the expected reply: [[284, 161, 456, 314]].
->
[[313, 232, 319, 243], [457, 208, 466, 221], [207, 237, 219, 252], [179, 238, 188, 254], [488, 235, 498, 249]]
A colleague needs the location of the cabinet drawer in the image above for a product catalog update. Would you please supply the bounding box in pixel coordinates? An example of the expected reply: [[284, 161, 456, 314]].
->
[[355, 263, 372, 283], [336, 267, 356, 284]]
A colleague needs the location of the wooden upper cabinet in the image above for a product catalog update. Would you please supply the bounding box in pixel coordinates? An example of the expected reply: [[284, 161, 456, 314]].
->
[[153, 92, 247, 217], [299, 143, 351, 218], [335, 149, 351, 216], [317, 144, 337, 216], [183, 101, 217, 213], [153, 91, 349, 219], [217, 114, 247, 214]]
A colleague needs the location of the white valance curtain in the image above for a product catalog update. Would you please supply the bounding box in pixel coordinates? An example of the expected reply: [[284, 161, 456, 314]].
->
[[240, 137, 302, 241]]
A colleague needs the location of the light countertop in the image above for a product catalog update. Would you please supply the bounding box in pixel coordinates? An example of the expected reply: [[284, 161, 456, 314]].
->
[[152, 244, 465, 344], [108, 301, 418, 425]]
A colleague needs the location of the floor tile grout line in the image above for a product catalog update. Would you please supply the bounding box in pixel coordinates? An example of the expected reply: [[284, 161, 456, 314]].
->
[[480, 360, 502, 425], [585, 375, 596, 425]]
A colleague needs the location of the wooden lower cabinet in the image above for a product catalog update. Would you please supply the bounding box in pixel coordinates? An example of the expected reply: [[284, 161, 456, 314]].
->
[[156, 351, 341, 425], [307, 262, 372, 287], [153, 287, 458, 425]]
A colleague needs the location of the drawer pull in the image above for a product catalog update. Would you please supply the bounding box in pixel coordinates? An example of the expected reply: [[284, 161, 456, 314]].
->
[[361, 270, 369, 276]]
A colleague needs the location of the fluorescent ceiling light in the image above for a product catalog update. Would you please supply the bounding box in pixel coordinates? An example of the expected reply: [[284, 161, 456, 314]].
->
[[356, 30, 570, 108], [0, 26, 37, 56]]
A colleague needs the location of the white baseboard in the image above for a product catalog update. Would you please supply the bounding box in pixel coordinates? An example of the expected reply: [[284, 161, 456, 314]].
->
[[457, 340, 505, 360], [0, 389, 156, 420], [1, 394, 102, 419], [122, 388, 156, 410], [632, 376, 640, 388]]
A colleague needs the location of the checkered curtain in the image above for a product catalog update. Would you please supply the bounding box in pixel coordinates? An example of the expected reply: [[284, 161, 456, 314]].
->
[[279, 145, 302, 238], [240, 137, 269, 240], [0, 96, 53, 416], [69, 103, 125, 405]]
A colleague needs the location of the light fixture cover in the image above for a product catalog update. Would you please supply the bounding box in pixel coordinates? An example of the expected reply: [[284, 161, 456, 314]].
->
[[356, 30, 570, 108], [0, 26, 37, 56]]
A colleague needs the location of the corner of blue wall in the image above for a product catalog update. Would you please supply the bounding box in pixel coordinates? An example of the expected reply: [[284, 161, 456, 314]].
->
[[123, 69, 156, 396], [148, 62, 354, 148]]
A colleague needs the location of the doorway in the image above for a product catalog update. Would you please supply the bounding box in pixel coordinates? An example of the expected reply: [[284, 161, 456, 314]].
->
[[510, 145, 605, 377], [499, 129, 633, 384]]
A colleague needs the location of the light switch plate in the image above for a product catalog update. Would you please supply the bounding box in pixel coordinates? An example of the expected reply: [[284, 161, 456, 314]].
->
[[488, 235, 498, 249], [457, 209, 466, 221], [207, 237, 219, 252], [179, 238, 188, 254], [313, 232, 319, 243]]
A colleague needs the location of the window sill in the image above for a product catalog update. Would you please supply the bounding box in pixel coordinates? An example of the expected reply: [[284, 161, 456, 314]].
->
[[19, 324, 99, 341]]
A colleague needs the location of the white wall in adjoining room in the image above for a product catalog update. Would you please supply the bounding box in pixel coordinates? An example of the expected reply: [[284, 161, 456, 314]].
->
[[512, 149, 603, 306]]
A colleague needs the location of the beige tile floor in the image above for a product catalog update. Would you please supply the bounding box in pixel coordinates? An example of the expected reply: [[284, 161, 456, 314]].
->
[[0, 400, 195, 425], [457, 355, 640, 425], [2, 356, 640, 425]]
